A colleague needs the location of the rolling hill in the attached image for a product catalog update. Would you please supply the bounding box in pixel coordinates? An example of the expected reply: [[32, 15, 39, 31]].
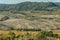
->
[[0, 2, 60, 11], [0, 2, 60, 31]]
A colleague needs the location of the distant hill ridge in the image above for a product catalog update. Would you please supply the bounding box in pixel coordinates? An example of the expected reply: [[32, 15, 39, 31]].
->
[[0, 2, 60, 11]]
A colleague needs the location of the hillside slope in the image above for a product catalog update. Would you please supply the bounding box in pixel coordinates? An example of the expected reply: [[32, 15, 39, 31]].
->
[[0, 2, 60, 30], [0, 2, 60, 11]]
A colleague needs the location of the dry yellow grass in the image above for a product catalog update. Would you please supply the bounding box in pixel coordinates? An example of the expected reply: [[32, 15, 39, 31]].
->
[[52, 30, 60, 34], [0, 30, 60, 40], [0, 30, 38, 37]]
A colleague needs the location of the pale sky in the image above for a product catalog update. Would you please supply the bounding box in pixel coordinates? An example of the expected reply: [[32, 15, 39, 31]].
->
[[0, 0, 60, 4]]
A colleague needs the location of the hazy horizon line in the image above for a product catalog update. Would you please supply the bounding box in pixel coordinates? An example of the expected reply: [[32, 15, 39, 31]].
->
[[0, 1, 60, 4]]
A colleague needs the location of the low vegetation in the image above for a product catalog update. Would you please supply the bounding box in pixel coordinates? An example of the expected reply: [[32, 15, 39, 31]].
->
[[0, 30, 59, 40]]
